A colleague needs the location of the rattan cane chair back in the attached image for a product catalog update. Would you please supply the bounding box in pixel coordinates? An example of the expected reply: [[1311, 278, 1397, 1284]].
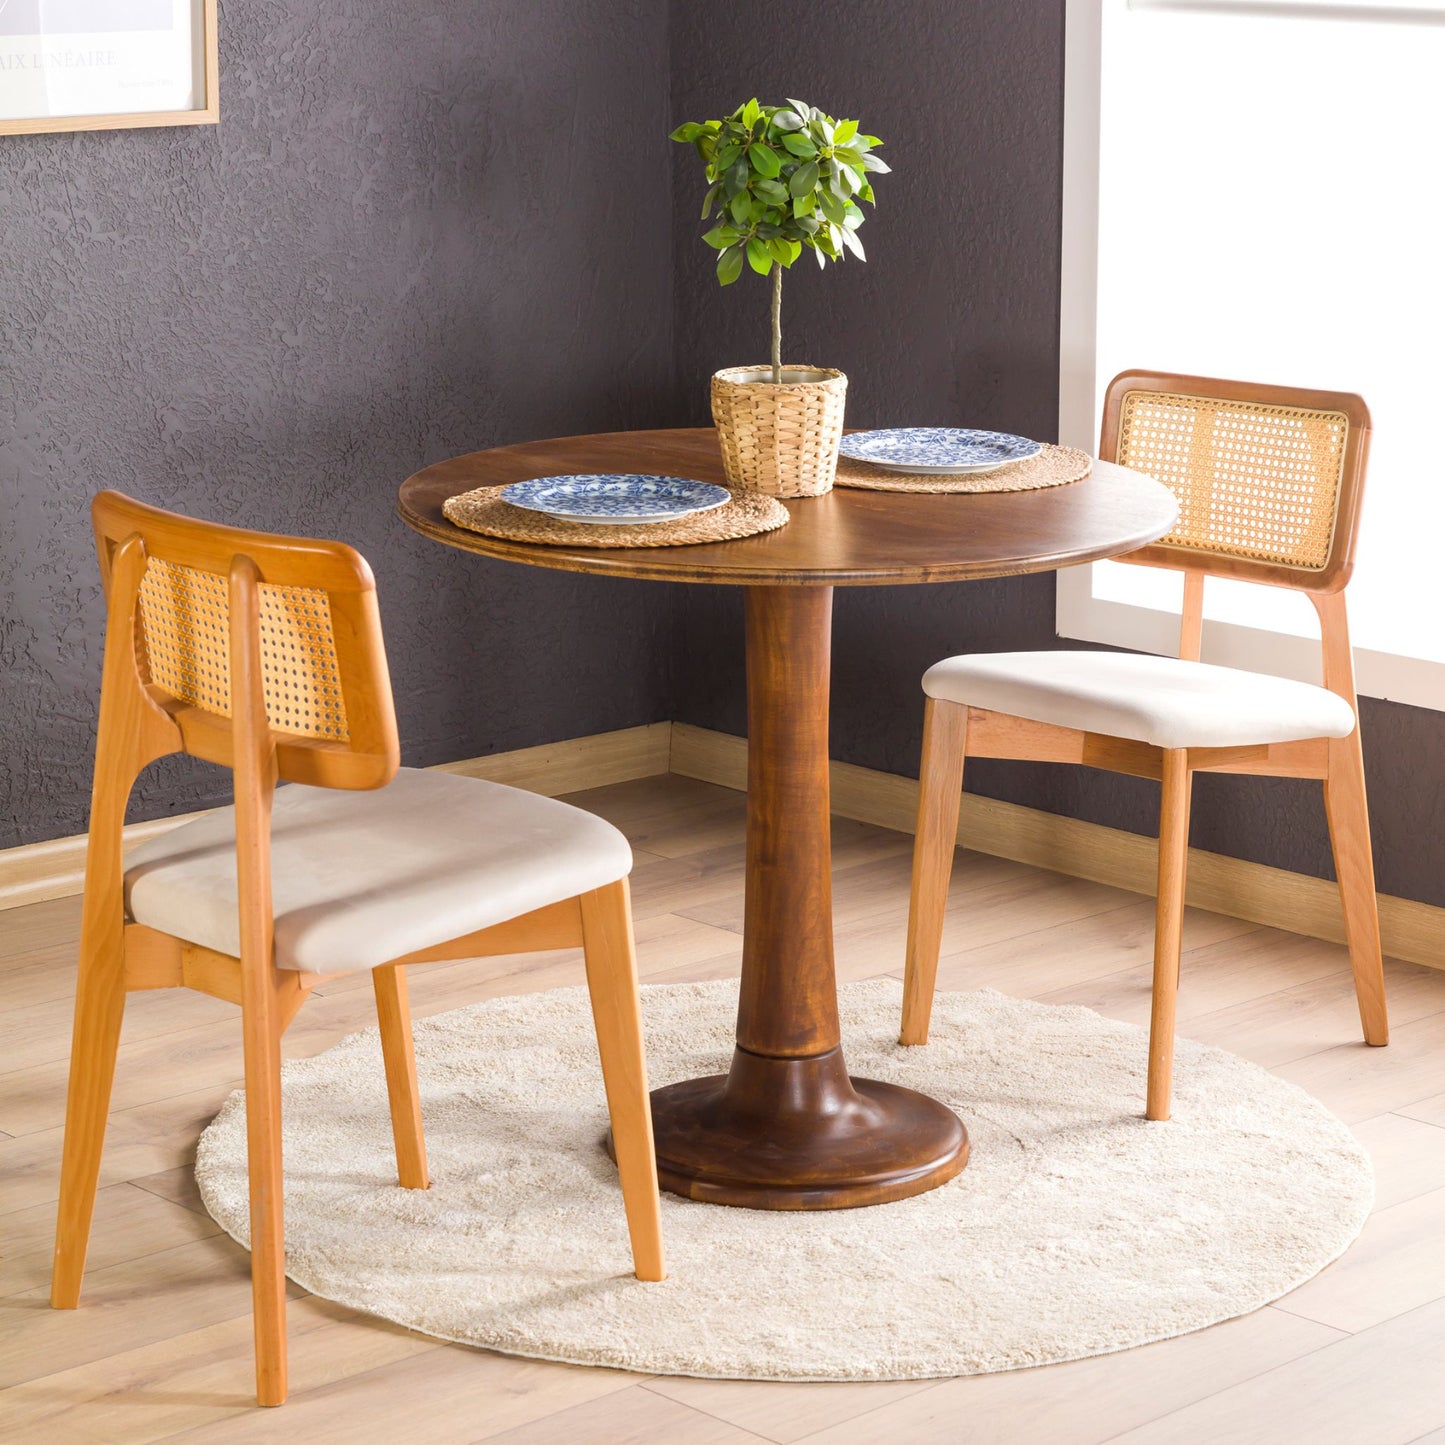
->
[[1101, 371, 1371, 593], [91, 490, 399, 790]]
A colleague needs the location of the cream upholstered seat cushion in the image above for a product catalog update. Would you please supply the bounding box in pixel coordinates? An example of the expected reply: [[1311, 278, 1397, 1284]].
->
[[124, 768, 632, 974], [923, 651, 1356, 751]]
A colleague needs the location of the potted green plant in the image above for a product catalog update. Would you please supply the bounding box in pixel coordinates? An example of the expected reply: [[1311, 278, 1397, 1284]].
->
[[671, 98, 888, 497]]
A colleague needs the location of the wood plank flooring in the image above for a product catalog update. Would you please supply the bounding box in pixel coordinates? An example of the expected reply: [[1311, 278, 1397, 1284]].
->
[[2, 774, 1444, 1443]]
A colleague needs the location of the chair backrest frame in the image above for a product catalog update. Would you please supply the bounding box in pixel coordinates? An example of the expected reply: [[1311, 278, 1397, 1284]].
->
[[91, 490, 400, 793], [83, 492, 401, 985], [1100, 372, 1371, 705], [1101, 370, 1371, 596]]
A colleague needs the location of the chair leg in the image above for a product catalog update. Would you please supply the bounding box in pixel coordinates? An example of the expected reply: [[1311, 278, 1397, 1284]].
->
[[901, 698, 969, 1045], [373, 964, 430, 1189], [51, 926, 127, 1309], [1324, 732, 1389, 1046], [241, 988, 288, 1407], [579, 880, 665, 1283], [1147, 750, 1193, 1123]]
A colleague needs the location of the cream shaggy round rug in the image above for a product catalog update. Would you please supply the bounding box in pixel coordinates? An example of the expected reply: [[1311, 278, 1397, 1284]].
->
[[194, 981, 1372, 1380]]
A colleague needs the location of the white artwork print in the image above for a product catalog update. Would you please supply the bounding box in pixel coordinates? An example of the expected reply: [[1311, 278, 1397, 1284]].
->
[[0, 0, 201, 121]]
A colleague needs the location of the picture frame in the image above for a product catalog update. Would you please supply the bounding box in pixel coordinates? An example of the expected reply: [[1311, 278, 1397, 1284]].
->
[[0, 0, 218, 136]]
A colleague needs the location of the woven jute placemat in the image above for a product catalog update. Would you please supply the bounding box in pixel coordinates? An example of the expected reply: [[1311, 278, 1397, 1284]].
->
[[834, 443, 1092, 494], [442, 485, 789, 548]]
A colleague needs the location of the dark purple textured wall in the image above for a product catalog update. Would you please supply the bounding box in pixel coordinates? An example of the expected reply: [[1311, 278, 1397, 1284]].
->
[[666, 0, 1445, 911], [5, 0, 1445, 913], [0, 1, 677, 844]]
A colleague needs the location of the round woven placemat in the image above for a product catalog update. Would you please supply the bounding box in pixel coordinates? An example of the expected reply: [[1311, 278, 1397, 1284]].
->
[[442, 485, 789, 548], [835, 443, 1092, 494]]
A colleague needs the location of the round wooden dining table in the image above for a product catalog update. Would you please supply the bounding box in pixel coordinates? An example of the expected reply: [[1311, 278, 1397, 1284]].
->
[[399, 428, 1178, 1211]]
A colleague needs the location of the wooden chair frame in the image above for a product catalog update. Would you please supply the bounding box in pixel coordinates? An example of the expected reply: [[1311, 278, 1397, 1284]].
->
[[52, 493, 664, 1407], [900, 373, 1389, 1121]]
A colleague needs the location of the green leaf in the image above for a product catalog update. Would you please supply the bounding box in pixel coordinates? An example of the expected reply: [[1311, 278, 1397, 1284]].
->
[[860, 153, 891, 173], [793, 212, 820, 234], [858, 180, 875, 204], [781, 132, 817, 158], [787, 98, 813, 121], [773, 109, 805, 131], [768, 237, 792, 265], [717, 246, 744, 286], [742, 97, 762, 129], [792, 190, 815, 216], [715, 143, 740, 173], [834, 118, 858, 145], [812, 115, 835, 144], [670, 121, 705, 143], [859, 135, 882, 147], [746, 237, 773, 275], [725, 158, 751, 196], [728, 189, 751, 225], [702, 224, 739, 248], [814, 244, 827, 269], [753, 177, 788, 204], [788, 160, 819, 198], [840, 225, 865, 260], [699, 180, 721, 219], [842, 203, 864, 228], [748, 143, 781, 178], [818, 187, 847, 224]]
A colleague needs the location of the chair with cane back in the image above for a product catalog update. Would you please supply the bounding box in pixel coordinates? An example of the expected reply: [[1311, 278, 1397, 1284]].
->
[[51, 491, 665, 1406], [900, 372, 1389, 1119]]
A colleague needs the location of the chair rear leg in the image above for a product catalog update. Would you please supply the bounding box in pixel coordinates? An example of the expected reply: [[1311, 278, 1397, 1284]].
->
[[1148, 750, 1193, 1122], [579, 880, 665, 1283], [51, 929, 127, 1309], [242, 991, 288, 1406], [901, 698, 968, 1045], [1324, 732, 1389, 1046], [373, 963, 430, 1189]]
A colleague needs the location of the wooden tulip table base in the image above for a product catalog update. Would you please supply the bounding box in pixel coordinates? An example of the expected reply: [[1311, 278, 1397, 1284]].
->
[[633, 585, 968, 1209]]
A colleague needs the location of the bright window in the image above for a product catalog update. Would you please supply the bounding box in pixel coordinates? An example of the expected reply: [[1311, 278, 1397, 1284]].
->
[[1058, 0, 1445, 708]]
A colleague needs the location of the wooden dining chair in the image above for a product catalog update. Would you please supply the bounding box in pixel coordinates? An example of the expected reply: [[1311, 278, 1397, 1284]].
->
[[900, 372, 1389, 1120], [51, 491, 665, 1407]]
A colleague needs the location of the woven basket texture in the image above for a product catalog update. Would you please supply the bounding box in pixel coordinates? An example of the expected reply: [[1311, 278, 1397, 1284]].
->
[[711, 365, 847, 498]]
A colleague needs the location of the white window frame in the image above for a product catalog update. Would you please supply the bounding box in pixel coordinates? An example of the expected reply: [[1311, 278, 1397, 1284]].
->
[[1056, 0, 1445, 711]]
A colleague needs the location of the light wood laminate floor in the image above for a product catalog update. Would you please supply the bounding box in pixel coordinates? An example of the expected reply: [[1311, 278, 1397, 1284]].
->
[[3, 774, 1445, 1443]]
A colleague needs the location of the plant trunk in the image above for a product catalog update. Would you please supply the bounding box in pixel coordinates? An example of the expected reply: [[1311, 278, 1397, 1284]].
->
[[771, 264, 782, 385]]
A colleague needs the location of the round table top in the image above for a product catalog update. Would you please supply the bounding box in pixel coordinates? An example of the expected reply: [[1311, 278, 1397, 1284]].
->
[[397, 428, 1178, 587]]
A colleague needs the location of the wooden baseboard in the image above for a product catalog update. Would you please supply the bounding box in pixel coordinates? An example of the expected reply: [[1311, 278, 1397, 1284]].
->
[[669, 722, 1445, 973], [5, 716, 1443, 973], [0, 723, 673, 914]]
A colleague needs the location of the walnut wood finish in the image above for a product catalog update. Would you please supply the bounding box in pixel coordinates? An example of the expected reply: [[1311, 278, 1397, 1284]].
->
[[398, 429, 1176, 1208], [53, 493, 665, 1409], [901, 374, 1388, 1124], [397, 428, 1179, 587], [646, 588, 967, 1207]]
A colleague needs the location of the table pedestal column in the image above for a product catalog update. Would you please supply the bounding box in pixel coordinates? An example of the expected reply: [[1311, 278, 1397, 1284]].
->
[[646, 585, 969, 1209]]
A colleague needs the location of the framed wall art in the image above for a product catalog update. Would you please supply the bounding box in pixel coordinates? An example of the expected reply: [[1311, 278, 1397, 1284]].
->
[[0, 0, 218, 136]]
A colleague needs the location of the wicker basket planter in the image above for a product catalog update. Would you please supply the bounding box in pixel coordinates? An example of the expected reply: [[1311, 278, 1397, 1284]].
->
[[711, 365, 847, 498]]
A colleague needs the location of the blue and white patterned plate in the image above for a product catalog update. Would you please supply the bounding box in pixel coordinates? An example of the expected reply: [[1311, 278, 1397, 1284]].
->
[[837, 428, 1044, 474], [501, 474, 731, 526]]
